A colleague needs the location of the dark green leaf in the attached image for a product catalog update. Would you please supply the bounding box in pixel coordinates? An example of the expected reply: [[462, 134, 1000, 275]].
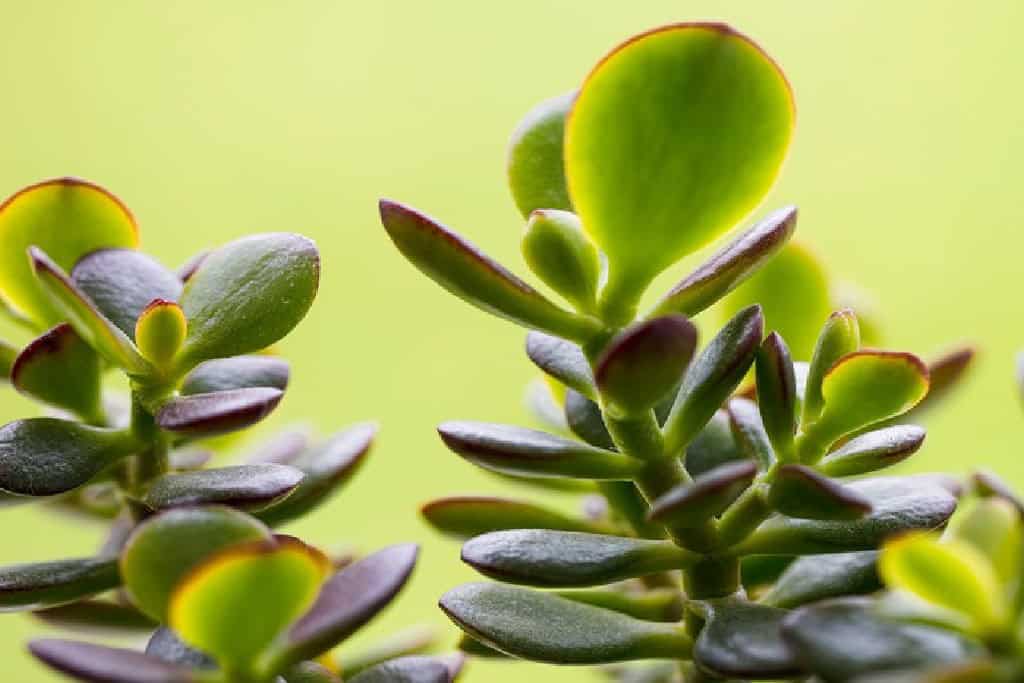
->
[[761, 551, 880, 608], [558, 588, 683, 622], [440, 582, 691, 663], [525, 332, 595, 399], [755, 332, 797, 459], [684, 410, 743, 477], [648, 461, 756, 527], [34, 599, 157, 635], [29, 638, 196, 683], [694, 599, 803, 679], [769, 465, 871, 520], [522, 210, 600, 312], [142, 465, 302, 511], [348, 656, 448, 683], [727, 397, 774, 468], [819, 425, 926, 477], [12, 323, 102, 420], [422, 496, 609, 539], [146, 627, 216, 670], [180, 355, 290, 395], [0, 557, 120, 611], [802, 309, 860, 424], [438, 421, 642, 480], [507, 91, 574, 217], [156, 387, 283, 437], [564, 389, 615, 449], [460, 530, 696, 587]]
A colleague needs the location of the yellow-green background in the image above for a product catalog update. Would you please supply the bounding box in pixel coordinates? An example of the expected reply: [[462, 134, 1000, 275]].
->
[[1, 1, 1022, 680]]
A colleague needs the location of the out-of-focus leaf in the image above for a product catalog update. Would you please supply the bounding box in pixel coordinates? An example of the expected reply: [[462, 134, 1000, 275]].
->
[[180, 355, 290, 395], [12, 324, 102, 420], [903, 347, 975, 419], [949, 498, 1022, 585], [135, 300, 187, 367], [525, 379, 568, 432], [0, 557, 120, 612], [146, 627, 216, 670], [378, 201, 598, 341], [422, 496, 609, 539], [761, 551, 880, 608], [769, 465, 871, 520], [282, 662, 342, 683], [348, 656, 448, 683], [141, 465, 303, 511], [440, 583, 691, 663], [755, 332, 797, 459], [29, 638, 197, 683], [460, 530, 695, 587], [648, 461, 756, 528], [156, 387, 283, 437], [522, 210, 600, 312], [0, 178, 138, 327], [694, 599, 802, 679], [727, 397, 774, 468], [819, 425, 926, 477], [507, 91, 574, 217], [335, 625, 439, 678], [0, 339, 17, 379], [526, 332, 595, 399], [802, 309, 860, 424], [972, 469, 1024, 515], [33, 598, 157, 635]]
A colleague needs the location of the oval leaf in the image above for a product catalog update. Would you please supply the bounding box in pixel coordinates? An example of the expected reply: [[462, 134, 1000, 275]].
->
[[768, 465, 871, 521], [422, 496, 609, 539], [12, 323, 102, 420], [348, 656, 448, 683], [142, 465, 303, 511], [564, 389, 615, 449], [135, 300, 187, 367], [181, 355, 290, 395], [33, 599, 158, 635], [29, 639, 196, 683], [802, 309, 860, 423], [649, 460, 757, 527], [156, 387, 283, 437], [755, 332, 797, 459], [525, 331, 595, 399], [694, 599, 802, 679], [0, 557, 119, 612], [727, 397, 774, 469], [522, 209, 600, 311], [683, 410, 743, 477], [761, 551, 880, 608], [507, 91, 574, 217], [819, 425, 926, 477]]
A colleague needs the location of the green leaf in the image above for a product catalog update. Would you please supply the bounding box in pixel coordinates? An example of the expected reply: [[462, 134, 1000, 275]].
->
[[949, 498, 1022, 585], [526, 332, 595, 399], [507, 91, 574, 217], [180, 355, 290, 395], [440, 582, 691, 663], [727, 397, 774, 468], [29, 247, 151, 374], [422, 496, 608, 539], [348, 657, 448, 683], [663, 305, 764, 454], [335, 625, 439, 678], [761, 551, 880, 608], [0, 178, 138, 327], [558, 588, 682, 623], [768, 465, 871, 520], [819, 425, 926, 477], [566, 24, 794, 311], [169, 536, 329, 675], [651, 206, 797, 318], [0, 339, 17, 380], [648, 461, 757, 528], [33, 599, 157, 635], [156, 387, 284, 437], [29, 639, 197, 683], [71, 248, 182, 338], [719, 242, 831, 361], [141, 465, 304, 511], [802, 309, 860, 424], [522, 210, 600, 312], [694, 599, 802, 679], [683, 410, 743, 477], [0, 418, 138, 496], [734, 476, 957, 555], [0, 557, 120, 611], [378, 201, 598, 341], [904, 347, 975, 420], [460, 530, 696, 587], [438, 421, 642, 480], [135, 300, 187, 367], [121, 506, 272, 620], [12, 323, 102, 420], [564, 389, 615, 449], [177, 233, 320, 368], [595, 315, 697, 414], [755, 332, 797, 459], [283, 661, 343, 683]]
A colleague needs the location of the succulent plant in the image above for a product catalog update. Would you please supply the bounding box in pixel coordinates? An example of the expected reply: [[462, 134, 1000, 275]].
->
[[381, 23, 966, 682], [0, 178, 458, 683]]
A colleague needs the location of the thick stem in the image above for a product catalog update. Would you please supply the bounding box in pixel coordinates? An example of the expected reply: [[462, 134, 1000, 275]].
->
[[126, 390, 169, 499]]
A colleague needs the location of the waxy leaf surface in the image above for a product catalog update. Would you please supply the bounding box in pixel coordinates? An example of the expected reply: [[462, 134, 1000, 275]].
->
[[649, 460, 757, 527], [12, 323, 102, 420], [526, 332, 595, 399], [522, 210, 600, 311], [142, 465, 303, 511], [694, 599, 802, 679], [0, 557, 120, 611], [181, 355, 290, 395], [819, 425, 926, 477], [769, 465, 871, 520], [156, 387, 283, 437]]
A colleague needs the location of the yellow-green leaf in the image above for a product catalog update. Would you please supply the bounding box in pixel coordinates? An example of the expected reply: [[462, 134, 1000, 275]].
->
[[135, 299, 187, 368]]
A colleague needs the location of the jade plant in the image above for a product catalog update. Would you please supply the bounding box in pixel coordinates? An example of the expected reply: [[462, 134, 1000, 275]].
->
[[380, 23, 964, 682], [0, 178, 459, 683]]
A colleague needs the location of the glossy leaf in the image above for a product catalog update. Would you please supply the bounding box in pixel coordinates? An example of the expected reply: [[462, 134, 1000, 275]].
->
[[769, 465, 871, 520], [802, 309, 860, 424], [33, 598, 157, 635], [379, 201, 597, 341], [177, 233, 320, 367], [181, 355, 290, 395], [507, 91, 574, 217], [71, 248, 182, 337], [727, 397, 774, 468], [566, 23, 794, 307], [648, 461, 757, 527], [652, 206, 797, 317], [694, 599, 802, 679], [663, 305, 764, 454], [440, 582, 691, 663], [422, 496, 608, 539], [0, 178, 138, 327], [29, 639, 196, 683], [755, 332, 797, 458], [135, 300, 187, 366], [525, 332, 595, 399], [156, 387, 283, 437], [0, 557, 119, 612], [819, 425, 926, 477], [761, 551, 880, 608], [438, 421, 642, 480], [348, 656, 449, 683], [169, 537, 329, 674], [0, 418, 138, 496], [142, 464, 303, 511], [121, 506, 272, 620], [12, 323, 102, 420], [595, 315, 697, 414], [460, 530, 696, 587], [522, 210, 600, 311]]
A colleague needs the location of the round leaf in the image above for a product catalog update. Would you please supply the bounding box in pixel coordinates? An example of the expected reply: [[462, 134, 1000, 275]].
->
[[521, 209, 600, 311], [507, 91, 574, 217], [348, 657, 448, 683], [135, 300, 187, 367]]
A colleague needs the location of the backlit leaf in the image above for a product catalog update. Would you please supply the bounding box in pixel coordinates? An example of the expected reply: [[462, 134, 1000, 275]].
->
[[12, 324, 102, 420], [507, 92, 574, 217]]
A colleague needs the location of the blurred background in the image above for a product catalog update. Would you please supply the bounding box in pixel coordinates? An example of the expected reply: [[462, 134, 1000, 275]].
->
[[1, 1, 1022, 680]]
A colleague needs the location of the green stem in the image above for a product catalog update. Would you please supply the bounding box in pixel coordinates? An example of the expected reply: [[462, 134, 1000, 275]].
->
[[716, 484, 772, 548]]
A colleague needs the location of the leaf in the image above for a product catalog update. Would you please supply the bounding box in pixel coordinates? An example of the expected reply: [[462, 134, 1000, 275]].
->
[[564, 389, 615, 449], [256, 423, 376, 527], [348, 656, 449, 683], [0, 557, 120, 611], [29, 247, 151, 374], [950, 498, 1022, 584], [135, 300, 187, 367], [972, 469, 1024, 515], [566, 23, 794, 309], [734, 477, 957, 555], [648, 461, 757, 527], [336, 625, 440, 678], [422, 496, 608, 539], [169, 536, 329, 674], [663, 305, 764, 454], [819, 425, 927, 477], [245, 427, 312, 465], [595, 315, 698, 414], [378, 201, 598, 341], [460, 530, 696, 587], [522, 210, 600, 311], [507, 91, 574, 217], [694, 599, 802, 679], [33, 599, 157, 635], [146, 627, 216, 669], [525, 331, 595, 400], [801, 309, 860, 424], [683, 410, 743, 477], [141, 464, 304, 511], [525, 379, 569, 432], [781, 599, 979, 682], [12, 323, 102, 420], [755, 332, 797, 459], [284, 661, 343, 683], [180, 355, 290, 395], [177, 233, 320, 367], [0, 418, 138, 496], [0, 178, 138, 327], [156, 387, 284, 437], [559, 588, 683, 623], [761, 551, 880, 608], [727, 397, 774, 468], [0, 338, 17, 379], [440, 583, 691, 663], [121, 506, 272, 620], [71, 248, 183, 337], [651, 206, 797, 317], [768, 465, 871, 520], [269, 544, 419, 668], [437, 421, 642, 480], [29, 639, 197, 683], [904, 347, 975, 419]]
